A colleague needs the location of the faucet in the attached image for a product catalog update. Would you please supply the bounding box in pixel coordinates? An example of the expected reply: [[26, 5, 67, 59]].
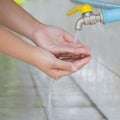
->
[[67, 4, 104, 30], [75, 12, 103, 30], [67, 4, 120, 31]]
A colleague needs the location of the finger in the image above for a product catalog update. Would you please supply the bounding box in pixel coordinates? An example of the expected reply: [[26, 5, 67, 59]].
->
[[61, 55, 86, 62], [73, 55, 92, 70], [63, 32, 85, 46], [55, 46, 89, 57], [63, 32, 74, 43], [81, 44, 91, 54], [53, 46, 75, 57], [64, 33, 83, 47], [75, 47, 90, 56], [53, 58, 77, 72]]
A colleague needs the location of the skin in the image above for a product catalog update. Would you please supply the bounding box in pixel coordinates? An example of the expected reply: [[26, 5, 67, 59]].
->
[[0, 0, 90, 57], [0, 0, 92, 79], [33, 25, 90, 58], [0, 26, 91, 79]]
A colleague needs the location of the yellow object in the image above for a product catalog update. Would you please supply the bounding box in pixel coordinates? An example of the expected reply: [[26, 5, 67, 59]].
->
[[14, 0, 25, 6], [67, 4, 93, 16]]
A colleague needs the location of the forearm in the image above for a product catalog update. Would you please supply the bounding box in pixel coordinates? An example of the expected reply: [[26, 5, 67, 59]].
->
[[0, 26, 38, 66], [0, 0, 44, 41]]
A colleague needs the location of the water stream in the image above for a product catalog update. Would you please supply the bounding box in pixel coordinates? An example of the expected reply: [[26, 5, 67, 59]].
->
[[74, 30, 79, 41], [48, 79, 55, 120], [47, 30, 80, 120]]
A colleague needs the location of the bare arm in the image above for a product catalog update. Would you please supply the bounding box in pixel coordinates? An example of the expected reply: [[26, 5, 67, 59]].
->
[[0, 25, 37, 65], [0, 26, 84, 79], [0, 0, 92, 79], [0, 0, 91, 58], [0, 0, 43, 40]]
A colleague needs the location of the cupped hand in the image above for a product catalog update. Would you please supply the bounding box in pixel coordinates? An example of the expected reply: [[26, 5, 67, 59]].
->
[[33, 47, 91, 80], [33, 24, 90, 58]]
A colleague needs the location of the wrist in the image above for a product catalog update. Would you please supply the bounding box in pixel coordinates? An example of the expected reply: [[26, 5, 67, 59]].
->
[[29, 22, 46, 43], [29, 47, 43, 69]]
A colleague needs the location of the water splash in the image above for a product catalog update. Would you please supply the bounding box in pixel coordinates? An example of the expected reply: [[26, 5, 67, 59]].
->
[[74, 30, 79, 41], [48, 79, 55, 120]]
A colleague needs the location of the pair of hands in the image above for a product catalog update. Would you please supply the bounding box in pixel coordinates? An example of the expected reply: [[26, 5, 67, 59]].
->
[[32, 24, 91, 79], [0, 0, 91, 80]]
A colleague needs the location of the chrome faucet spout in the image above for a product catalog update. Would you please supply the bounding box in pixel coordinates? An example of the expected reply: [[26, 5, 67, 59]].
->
[[67, 4, 104, 31], [75, 18, 84, 30], [75, 13, 103, 31]]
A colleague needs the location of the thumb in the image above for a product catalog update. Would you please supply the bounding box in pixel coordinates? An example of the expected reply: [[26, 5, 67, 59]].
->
[[64, 32, 74, 43]]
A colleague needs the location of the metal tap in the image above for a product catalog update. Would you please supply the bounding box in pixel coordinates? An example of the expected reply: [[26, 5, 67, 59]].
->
[[75, 12, 103, 30], [67, 4, 104, 30]]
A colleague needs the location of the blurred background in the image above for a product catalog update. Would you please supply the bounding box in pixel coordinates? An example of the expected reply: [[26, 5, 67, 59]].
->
[[0, 0, 120, 120]]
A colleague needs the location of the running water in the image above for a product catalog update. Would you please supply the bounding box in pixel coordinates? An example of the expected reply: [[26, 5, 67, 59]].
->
[[48, 79, 55, 120], [74, 30, 79, 41], [74, 30, 86, 58], [74, 29, 91, 93], [47, 30, 81, 120]]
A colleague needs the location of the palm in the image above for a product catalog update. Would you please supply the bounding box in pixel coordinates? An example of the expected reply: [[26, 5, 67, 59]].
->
[[34, 25, 86, 58]]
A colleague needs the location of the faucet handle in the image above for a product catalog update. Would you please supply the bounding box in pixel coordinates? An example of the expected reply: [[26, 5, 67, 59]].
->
[[67, 4, 93, 16]]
